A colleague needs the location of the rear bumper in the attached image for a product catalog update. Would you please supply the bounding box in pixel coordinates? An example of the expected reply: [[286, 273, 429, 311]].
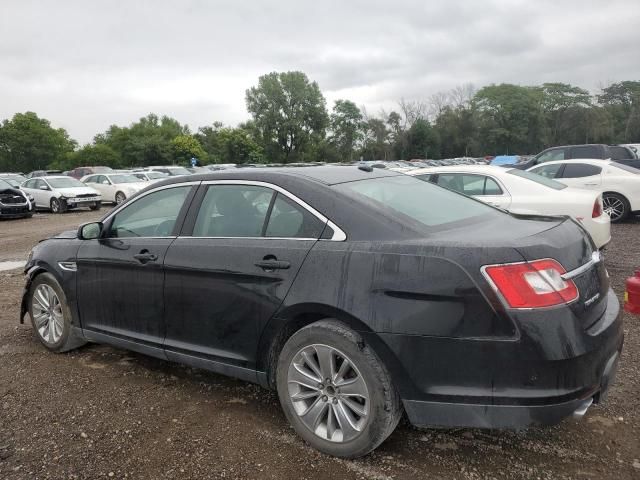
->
[[376, 288, 623, 429], [403, 349, 620, 429], [581, 215, 611, 250]]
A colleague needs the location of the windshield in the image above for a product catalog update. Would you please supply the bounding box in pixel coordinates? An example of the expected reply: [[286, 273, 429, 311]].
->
[[334, 175, 501, 229], [109, 174, 141, 184], [0, 179, 14, 189], [506, 169, 567, 190], [47, 177, 86, 188]]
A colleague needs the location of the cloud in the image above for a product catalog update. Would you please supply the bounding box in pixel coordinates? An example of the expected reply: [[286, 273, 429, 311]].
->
[[1, 0, 639, 142]]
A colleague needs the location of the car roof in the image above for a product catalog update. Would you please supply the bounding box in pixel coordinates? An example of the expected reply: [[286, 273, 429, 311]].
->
[[156, 165, 401, 187], [405, 165, 511, 176], [527, 158, 612, 167]]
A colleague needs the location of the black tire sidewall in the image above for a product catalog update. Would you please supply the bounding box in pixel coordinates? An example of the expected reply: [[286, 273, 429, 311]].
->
[[28, 273, 72, 351], [115, 192, 125, 204], [276, 320, 398, 458]]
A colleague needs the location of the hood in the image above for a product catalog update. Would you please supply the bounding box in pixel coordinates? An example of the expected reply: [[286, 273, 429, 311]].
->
[[0, 186, 26, 199], [56, 186, 100, 197]]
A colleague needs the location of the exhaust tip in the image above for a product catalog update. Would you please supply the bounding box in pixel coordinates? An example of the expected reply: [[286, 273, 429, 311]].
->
[[572, 398, 593, 420]]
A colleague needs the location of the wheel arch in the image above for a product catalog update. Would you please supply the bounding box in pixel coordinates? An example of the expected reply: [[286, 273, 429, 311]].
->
[[256, 303, 409, 394]]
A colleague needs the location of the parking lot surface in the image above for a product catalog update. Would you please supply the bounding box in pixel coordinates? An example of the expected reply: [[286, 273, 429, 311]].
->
[[0, 211, 639, 479]]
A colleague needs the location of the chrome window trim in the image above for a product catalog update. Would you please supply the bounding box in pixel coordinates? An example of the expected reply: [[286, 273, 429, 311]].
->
[[100, 179, 347, 242], [199, 179, 347, 241]]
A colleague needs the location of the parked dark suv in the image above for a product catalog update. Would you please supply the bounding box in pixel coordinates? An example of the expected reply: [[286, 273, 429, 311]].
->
[[21, 167, 623, 458], [511, 144, 640, 170]]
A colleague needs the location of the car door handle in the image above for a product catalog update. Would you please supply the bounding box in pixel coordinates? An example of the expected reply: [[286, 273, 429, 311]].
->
[[255, 260, 290, 270], [133, 251, 158, 263]]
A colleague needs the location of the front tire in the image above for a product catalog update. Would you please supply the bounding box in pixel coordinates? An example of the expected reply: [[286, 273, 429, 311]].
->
[[28, 273, 86, 352], [276, 320, 402, 458], [89, 201, 102, 211], [50, 197, 65, 214], [115, 192, 126, 204], [602, 192, 629, 223]]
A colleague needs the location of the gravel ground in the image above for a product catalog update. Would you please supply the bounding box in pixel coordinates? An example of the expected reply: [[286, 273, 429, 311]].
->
[[0, 211, 639, 480]]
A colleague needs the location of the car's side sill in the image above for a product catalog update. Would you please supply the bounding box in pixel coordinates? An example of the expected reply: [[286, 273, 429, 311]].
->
[[83, 329, 168, 361], [165, 350, 260, 385]]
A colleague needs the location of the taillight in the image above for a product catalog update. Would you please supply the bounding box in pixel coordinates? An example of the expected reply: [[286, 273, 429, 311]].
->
[[592, 197, 603, 218], [482, 259, 579, 309]]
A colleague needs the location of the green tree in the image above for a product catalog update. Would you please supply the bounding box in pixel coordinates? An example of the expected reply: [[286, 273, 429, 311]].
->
[[195, 124, 264, 164], [171, 135, 207, 164], [597, 81, 640, 142], [329, 100, 363, 162], [0, 112, 76, 172], [95, 113, 189, 167], [360, 117, 391, 160], [405, 119, 440, 159], [245, 71, 328, 163], [539, 83, 592, 145], [53, 144, 122, 171], [473, 84, 545, 154]]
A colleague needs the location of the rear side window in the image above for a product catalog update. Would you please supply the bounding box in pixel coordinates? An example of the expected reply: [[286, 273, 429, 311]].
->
[[570, 145, 601, 158], [506, 169, 567, 190], [609, 146, 635, 160], [193, 185, 273, 237], [109, 186, 191, 238], [265, 193, 325, 238], [530, 163, 563, 179], [561, 163, 602, 178]]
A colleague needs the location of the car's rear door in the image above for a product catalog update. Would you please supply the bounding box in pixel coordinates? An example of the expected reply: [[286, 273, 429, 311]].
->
[[557, 163, 603, 189], [76, 183, 197, 355], [162, 181, 326, 378]]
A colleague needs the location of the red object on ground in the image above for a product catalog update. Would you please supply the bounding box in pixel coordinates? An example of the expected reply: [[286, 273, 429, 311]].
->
[[625, 269, 640, 314]]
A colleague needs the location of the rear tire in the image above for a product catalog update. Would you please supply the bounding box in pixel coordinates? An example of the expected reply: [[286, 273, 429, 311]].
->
[[28, 272, 86, 353], [602, 192, 629, 223], [276, 319, 402, 458]]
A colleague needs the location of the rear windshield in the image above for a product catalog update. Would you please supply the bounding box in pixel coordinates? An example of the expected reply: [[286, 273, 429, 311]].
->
[[47, 177, 85, 188], [611, 162, 640, 174], [609, 146, 636, 160], [506, 169, 567, 190], [334, 175, 500, 229]]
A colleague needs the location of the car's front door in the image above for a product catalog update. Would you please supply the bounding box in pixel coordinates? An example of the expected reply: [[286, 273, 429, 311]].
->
[[162, 182, 326, 378], [76, 184, 196, 355]]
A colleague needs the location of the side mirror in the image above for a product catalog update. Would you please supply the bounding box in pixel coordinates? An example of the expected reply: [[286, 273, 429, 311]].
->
[[77, 222, 103, 240], [39, 185, 49, 191]]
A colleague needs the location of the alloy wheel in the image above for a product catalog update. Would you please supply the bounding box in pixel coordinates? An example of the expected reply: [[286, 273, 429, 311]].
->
[[31, 284, 64, 344], [287, 344, 369, 443], [115, 192, 126, 204], [602, 195, 625, 221], [51, 199, 60, 213]]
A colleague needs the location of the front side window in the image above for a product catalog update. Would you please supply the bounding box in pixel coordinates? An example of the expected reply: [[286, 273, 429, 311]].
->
[[265, 194, 325, 238], [24, 179, 36, 189], [530, 163, 563, 179], [109, 186, 191, 238], [561, 163, 602, 178], [193, 185, 273, 237]]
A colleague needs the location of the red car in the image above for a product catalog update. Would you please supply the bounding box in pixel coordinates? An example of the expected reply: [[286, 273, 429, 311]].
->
[[68, 166, 113, 179]]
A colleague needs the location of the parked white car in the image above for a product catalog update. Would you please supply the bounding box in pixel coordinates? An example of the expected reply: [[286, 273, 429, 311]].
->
[[21, 176, 101, 213], [527, 159, 640, 222], [404, 165, 611, 249], [81, 173, 147, 204], [130, 170, 169, 183]]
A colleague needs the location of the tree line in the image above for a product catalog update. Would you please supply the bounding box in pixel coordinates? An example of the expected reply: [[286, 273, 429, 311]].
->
[[0, 72, 639, 173]]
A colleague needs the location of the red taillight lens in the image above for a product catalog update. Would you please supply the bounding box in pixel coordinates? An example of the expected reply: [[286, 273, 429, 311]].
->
[[592, 197, 603, 218], [483, 259, 578, 309]]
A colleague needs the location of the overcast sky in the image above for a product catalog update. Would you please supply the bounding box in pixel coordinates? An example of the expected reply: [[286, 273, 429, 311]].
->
[[2, 0, 639, 143]]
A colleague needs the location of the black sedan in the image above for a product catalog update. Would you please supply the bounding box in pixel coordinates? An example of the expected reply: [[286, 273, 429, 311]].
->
[[0, 178, 34, 219], [20, 166, 623, 458]]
